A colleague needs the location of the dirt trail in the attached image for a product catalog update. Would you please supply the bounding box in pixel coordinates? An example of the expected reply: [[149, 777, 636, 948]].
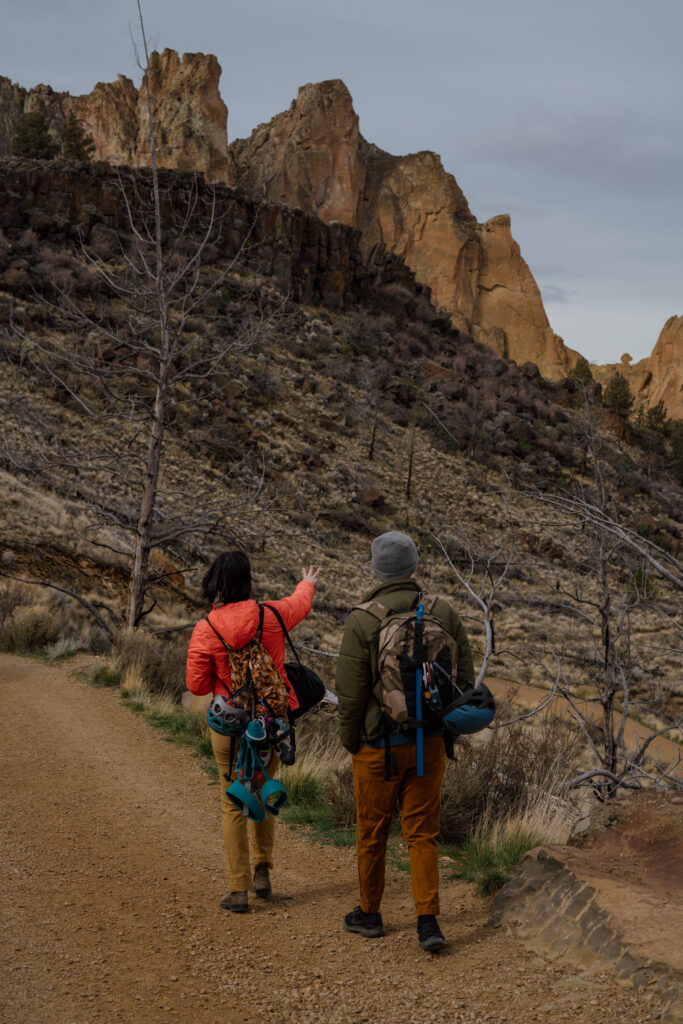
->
[[0, 656, 665, 1024]]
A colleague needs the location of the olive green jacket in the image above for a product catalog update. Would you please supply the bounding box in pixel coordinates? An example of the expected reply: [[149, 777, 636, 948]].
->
[[335, 578, 475, 753]]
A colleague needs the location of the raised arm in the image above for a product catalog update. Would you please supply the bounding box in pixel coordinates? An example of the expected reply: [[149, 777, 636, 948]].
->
[[265, 566, 321, 631]]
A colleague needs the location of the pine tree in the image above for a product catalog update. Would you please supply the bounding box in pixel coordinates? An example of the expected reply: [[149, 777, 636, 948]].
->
[[603, 372, 634, 418], [644, 400, 668, 434], [62, 112, 96, 162], [11, 112, 59, 159], [568, 354, 593, 386]]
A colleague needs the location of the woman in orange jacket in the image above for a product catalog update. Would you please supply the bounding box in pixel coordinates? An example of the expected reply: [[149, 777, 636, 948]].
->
[[186, 551, 320, 912]]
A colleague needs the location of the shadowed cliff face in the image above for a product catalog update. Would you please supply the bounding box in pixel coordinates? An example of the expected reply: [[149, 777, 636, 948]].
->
[[0, 159, 436, 314], [227, 79, 577, 380]]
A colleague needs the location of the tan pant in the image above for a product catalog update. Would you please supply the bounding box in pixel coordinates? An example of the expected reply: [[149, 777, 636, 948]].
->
[[352, 735, 445, 916], [211, 730, 280, 892]]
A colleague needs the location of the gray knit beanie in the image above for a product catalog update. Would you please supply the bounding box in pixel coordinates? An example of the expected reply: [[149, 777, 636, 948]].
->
[[371, 531, 419, 580]]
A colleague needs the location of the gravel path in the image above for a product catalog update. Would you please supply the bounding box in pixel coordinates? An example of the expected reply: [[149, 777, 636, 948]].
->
[[0, 655, 664, 1023]]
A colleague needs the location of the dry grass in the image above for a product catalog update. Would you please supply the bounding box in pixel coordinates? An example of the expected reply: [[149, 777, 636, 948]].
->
[[119, 663, 179, 716], [447, 777, 577, 894], [278, 727, 350, 809], [45, 635, 83, 659], [0, 581, 63, 653], [440, 713, 580, 844], [114, 628, 188, 700]]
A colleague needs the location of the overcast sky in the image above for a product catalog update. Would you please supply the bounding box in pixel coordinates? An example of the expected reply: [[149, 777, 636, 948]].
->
[[2, 0, 681, 364]]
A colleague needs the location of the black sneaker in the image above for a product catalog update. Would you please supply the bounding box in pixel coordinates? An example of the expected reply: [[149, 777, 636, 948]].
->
[[344, 906, 385, 938], [417, 914, 446, 952]]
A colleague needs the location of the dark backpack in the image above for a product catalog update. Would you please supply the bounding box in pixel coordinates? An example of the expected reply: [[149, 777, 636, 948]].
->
[[262, 603, 326, 720]]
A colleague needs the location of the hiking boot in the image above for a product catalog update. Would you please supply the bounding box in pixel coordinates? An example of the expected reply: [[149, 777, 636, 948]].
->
[[417, 914, 446, 952], [220, 890, 249, 913], [252, 862, 272, 898], [344, 906, 385, 938]]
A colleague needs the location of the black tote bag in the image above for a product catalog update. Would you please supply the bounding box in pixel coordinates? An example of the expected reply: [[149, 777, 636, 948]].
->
[[261, 603, 327, 720]]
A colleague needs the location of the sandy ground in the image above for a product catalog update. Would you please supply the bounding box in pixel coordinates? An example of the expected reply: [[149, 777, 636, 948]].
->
[[0, 655, 666, 1024]]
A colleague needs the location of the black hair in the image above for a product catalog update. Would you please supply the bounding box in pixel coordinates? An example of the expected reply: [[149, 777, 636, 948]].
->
[[202, 550, 252, 605]]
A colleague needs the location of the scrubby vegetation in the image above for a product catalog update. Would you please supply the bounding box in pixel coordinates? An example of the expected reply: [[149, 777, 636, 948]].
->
[[1, 158, 680, 899], [0, 582, 62, 653], [113, 628, 188, 701]]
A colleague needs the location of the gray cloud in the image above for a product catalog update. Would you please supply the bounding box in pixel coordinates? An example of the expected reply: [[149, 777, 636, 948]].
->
[[469, 109, 683, 196], [540, 284, 572, 305]]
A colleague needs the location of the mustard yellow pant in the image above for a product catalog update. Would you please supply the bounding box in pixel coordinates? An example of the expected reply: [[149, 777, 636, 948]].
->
[[211, 730, 280, 892], [352, 735, 445, 916]]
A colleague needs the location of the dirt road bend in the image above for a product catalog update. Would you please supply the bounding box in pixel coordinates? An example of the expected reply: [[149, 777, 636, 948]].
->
[[0, 655, 664, 1024]]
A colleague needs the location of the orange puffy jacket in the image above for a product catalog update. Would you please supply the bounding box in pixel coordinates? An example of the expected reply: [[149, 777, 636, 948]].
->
[[185, 581, 315, 712]]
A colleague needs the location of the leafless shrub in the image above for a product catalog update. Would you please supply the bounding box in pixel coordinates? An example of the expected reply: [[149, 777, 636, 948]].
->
[[440, 714, 579, 844], [323, 762, 356, 826], [0, 580, 33, 621], [46, 634, 82, 659], [19, 229, 39, 251]]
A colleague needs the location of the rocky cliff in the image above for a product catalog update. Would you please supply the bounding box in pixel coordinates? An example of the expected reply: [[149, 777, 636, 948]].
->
[[591, 316, 683, 420], [1, 60, 679, 415], [227, 79, 578, 379], [0, 50, 229, 184], [0, 158, 431, 314]]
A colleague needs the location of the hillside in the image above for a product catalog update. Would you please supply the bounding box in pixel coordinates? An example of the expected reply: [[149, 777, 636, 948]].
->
[[0, 159, 681, 744]]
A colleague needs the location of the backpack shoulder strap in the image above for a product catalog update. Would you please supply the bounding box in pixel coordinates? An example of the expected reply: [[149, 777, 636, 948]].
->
[[261, 603, 301, 666], [205, 616, 233, 652]]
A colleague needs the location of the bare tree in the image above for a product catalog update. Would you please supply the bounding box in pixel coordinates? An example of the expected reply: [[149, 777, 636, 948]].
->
[[518, 412, 682, 796], [434, 487, 516, 688], [6, 4, 278, 629], [432, 457, 681, 798]]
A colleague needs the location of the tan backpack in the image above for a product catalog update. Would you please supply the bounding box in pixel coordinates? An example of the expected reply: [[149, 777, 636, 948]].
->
[[205, 606, 289, 719], [354, 593, 459, 728]]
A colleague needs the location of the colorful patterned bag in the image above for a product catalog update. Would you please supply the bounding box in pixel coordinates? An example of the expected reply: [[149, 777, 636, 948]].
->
[[205, 606, 289, 719]]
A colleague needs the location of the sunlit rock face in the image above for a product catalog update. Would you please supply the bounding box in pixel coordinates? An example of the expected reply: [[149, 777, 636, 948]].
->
[[592, 317, 683, 419], [0, 50, 229, 184], [2, 62, 679, 412], [227, 79, 578, 380]]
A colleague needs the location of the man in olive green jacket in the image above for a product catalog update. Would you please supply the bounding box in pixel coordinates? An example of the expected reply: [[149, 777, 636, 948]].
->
[[336, 531, 474, 952]]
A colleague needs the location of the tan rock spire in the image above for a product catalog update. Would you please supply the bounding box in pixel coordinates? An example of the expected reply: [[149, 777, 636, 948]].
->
[[0, 50, 228, 183], [227, 78, 578, 378], [592, 316, 683, 419]]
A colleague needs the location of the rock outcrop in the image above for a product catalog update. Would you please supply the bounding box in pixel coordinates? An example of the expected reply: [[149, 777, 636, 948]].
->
[[0, 158, 430, 314], [227, 79, 577, 378], [591, 316, 683, 420], [2, 62, 680, 416], [0, 50, 229, 184]]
